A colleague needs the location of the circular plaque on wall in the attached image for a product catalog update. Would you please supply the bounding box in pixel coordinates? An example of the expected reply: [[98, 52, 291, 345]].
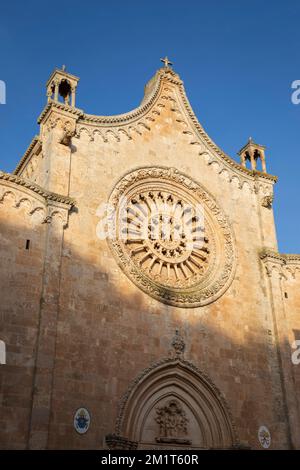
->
[[74, 407, 91, 434], [258, 425, 271, 448]]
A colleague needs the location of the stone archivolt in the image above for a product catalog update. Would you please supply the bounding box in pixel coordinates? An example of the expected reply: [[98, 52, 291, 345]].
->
[[108, 166, 236, 307]]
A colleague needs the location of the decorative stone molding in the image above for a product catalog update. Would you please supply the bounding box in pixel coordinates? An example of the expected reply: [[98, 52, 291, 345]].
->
[[261, 195, 274, 209], [74, 67, 277, 182], [155, 399, 190, 444], [114, 356, 238, 448], [174, 81, 277, 183], [260, 250, 300, 280], [105, 433, 138, 450], [72, 68, 277, 199], [0, 172, 75, 228], [41, 114, 77, 143], [14, 67, 277, 193], [37, 100, 83, 125], [13, 136, 42, 176], [0, 172, 75, 207], [107, 166, 236, 307], [41, 206, 70, 228]]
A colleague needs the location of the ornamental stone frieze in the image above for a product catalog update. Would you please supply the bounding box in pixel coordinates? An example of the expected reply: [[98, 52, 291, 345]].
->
[[0, 171, 75, 226], [260, 250, 300, 280]]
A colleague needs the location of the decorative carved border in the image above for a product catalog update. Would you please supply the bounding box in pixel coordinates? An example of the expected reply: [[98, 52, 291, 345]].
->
[[13, 67, 277, 195], [108, 166, 236, 307], [37, 99, 83, 124], [174, 82, 277, 183], [13, 136, 42, 175], [260, 249, 300, 280], [260, 250, 300, 263], [76, 67, 276, 183], [0, 171, 76, 207]]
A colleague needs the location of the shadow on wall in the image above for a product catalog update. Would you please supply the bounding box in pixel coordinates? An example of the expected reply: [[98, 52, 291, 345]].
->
[[0, 208, 297, 450]]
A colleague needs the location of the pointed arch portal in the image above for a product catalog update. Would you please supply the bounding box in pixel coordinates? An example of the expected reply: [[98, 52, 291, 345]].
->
[[110, 358, 237, 450]]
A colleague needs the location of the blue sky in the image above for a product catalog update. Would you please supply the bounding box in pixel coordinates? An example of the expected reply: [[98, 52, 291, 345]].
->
[[0, 0, 299, 252]]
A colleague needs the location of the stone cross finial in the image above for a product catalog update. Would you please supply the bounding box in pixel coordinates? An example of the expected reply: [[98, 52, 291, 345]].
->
[[160, 56, 173, 68]]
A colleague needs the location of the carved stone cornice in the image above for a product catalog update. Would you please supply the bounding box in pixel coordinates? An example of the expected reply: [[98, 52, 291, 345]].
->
[[174, 84, 277, 184], [13, 135, 42, 176], [12, 66, 278, 193], [260, 250, 300, 279], [46, 68, 79, 89], [105, 434, 138, 450], [171, 329, 186, 358], [37, 100, 84, 124], [75, 67, 277, 185], [261, 195, 274, 208], [260, 250, 300, 264], [0, 171, 76, 207]]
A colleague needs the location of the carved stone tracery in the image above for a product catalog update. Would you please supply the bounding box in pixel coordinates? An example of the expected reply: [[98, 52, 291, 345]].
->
[[108, 166, 236, 307]]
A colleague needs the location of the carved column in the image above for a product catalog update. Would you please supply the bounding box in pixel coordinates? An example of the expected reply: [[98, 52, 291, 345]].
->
[[28, 203, 70, 449], [54, 80, 59, 102], [260, 150, 267, 173]]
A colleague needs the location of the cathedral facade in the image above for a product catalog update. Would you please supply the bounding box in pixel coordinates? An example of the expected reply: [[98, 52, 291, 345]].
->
[[0, 63, 300, 449]]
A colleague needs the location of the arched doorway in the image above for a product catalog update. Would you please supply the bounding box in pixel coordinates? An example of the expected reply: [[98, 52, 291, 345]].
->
[[107, 358, 238, 450]]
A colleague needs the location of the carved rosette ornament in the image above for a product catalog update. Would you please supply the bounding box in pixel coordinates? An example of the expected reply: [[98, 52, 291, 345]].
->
[[107, 167, 236, 307]]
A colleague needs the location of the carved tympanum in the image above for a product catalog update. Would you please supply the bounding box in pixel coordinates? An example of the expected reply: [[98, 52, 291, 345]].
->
[[155, 399, 188, 440]]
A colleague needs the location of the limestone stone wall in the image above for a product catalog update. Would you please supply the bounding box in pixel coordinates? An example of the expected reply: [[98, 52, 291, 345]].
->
[[44, 71, 284, 449], [0, 174, 74, 449], [1, 66, 299, 450], [261, 253, 300, 448], [0, 182, 46, 448], [285, 268, 300, 420]]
